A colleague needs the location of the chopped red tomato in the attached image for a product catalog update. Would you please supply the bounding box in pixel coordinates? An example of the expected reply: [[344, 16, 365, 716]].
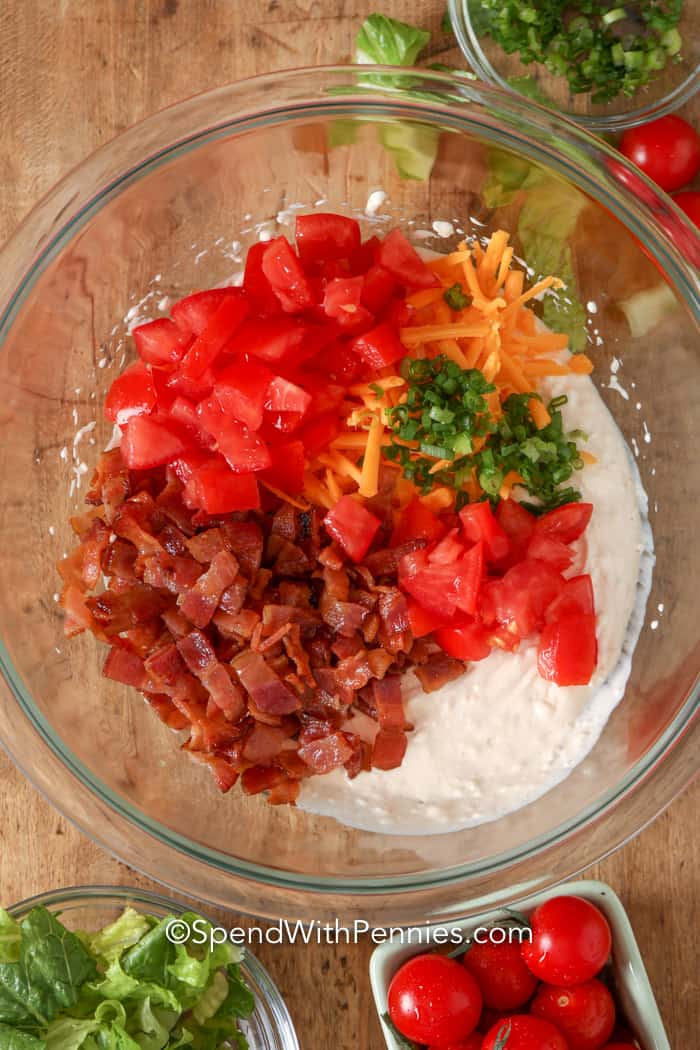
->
[[213, 358, 273, 430], [178, 293, 249, 380], [132, 318, 191, 367], [399, 543, 483, 617], [527, 533, 574, 573], [428, 528, 465, 566], [265, 375, 312, 416], [538, 612, 598, 685], [236, 317, 308, 365], [378, 228, 440, 290], [121, 416, 191, 469], [323, 276, 363, 317], [323, 343, 366, 385], [496, 499, 536, 562], [243, 241, 282, 317], [295, 213, 361, 268], [406, 599, 455, 638], [104, 362, 157, 426], [260, 439, 306, 494], [324, 495, 381, 562], [168, 396, 215, 448], [483, 559, 565, 638], [171, 288, 241, 336], [165, 365, 216, 403], [351, 321, 406, 370], [186, 457, 261, 514], [197, 398, 272, 473], [296, 412, 341, 457], [391, 498, 447, 548], [435, 621, 491, 661], [459, 502, 510, 565], [171, 448, 211, 483], [535, 502, 593, 544], [361, 265, 398, 313], [262, 236, 314, 313], [545, 574, 595, 623]]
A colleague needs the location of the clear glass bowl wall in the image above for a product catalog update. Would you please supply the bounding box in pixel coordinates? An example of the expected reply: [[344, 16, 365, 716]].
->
[[0, 68, 698, 925], [7, 886, 299, 1050]]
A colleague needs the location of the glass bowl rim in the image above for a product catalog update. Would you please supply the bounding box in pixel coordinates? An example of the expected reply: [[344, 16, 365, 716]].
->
[[0, 63, 699, 912], [6, 883, 300, 1050], [447, 0, 700, 132]]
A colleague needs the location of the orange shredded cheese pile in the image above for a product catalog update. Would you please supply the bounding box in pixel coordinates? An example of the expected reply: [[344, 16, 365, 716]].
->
[[302, 230, 594, 516]]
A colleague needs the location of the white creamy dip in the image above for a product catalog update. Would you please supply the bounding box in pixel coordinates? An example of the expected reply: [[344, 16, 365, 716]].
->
[[299, 371, 654, 834]]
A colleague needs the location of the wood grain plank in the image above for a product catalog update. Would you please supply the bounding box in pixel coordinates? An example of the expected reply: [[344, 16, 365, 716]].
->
[[0, 3, 697, 1047]]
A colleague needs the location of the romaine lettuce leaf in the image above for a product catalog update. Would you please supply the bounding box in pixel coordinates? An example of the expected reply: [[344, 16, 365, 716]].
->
[[0, 915, 20, 965], [0, 1023, 45, 1050], [88, 912, 151, 964], [355, 14, 430, 66]]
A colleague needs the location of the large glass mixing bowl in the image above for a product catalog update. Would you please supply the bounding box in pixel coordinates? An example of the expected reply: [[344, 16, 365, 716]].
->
[[0, 67, 698, 926]]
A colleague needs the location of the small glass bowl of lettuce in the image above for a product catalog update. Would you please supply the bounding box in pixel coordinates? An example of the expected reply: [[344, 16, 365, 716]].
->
[[0, 887, 298, 1050]]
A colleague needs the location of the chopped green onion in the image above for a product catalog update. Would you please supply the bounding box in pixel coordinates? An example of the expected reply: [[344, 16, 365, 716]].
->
[[602, 8, 626, 26], [444, 282, 471, 310]]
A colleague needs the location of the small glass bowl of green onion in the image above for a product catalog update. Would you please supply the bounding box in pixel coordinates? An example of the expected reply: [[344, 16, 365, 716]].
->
[[448, 0, 700, 131]]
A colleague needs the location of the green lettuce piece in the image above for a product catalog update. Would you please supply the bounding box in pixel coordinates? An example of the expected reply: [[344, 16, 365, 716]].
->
[[88, 912, 151, 965], [0, 1024, 45, 1050], [378, 123, 441, 181], [128, 999, 176, 1050], [0, 915, 20, 965], [191, 973, 228, 1027], [44, 1019, 99, 1050], [355, 14, 430, 66], [214, 966, 255, 1022]]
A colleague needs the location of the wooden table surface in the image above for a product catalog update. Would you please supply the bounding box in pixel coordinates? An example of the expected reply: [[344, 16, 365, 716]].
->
[[0, 2, 698, 1046]]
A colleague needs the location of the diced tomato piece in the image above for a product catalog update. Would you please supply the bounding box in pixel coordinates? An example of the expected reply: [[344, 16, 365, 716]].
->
[[165, 365, 216, 402], [323, 343, 366, 385], [527, 532, 574, 572], [353, 234, 381, 273], [435, 621, 491, 661], [132, 318, 191, 367], [171, 448, 211, 483], [323, 276, 363, 318], [168, 396, 215, 447], [391, 497, 447, 548], [265, 375, 312, 416], [399, 542, 483, 617], [427, 528, 463, 565], [104, 362, 157, 426], [351, 321, 405, 370], [296, 374, 345, 414], [243, 241, 283, 317], [179, 294, 249, 380], [538, 612, 597, 686], [186, 456, 261, 514], [213, 358, 273, 430], [235, 317, 308, 365], [263, 410, 305, 435], [324, 495, 381, 563], [382, 297, 413, 329], [295, 213, 362, 268], [377, 229, 440, 290], [262, 236, 314, 313], [260, 439, 306, 494], [171, 288, 241, 336], [121, 416, 191, 469], [361, 265, 398, 313], [483, 559, 565, 638], [406, 599, 455, 638], [296, 411, 341, 457], [545, 574, 595, 623], [196, 397, 272, 473], [460, 501, 510, 565], [496, 498, 536, 564], [534, 502, 593, 544]]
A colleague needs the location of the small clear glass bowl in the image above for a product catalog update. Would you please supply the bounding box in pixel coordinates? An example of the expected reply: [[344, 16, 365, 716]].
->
[[449, 0, 700, 131], [0, 66, 698, 927], [6, 885, 299, 1050]]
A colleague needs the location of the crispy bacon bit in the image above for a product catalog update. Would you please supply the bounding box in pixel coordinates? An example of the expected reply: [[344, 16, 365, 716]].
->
[[222, 520, 263, 577], [372, 727, 408, 770], [371, 676, 408, 730], [179, 550, 239, 628], [414, 652, 465, 693], [232, 650, 300, 715], [298, 732, 353, 773], [103, 647, 147, 688], [177, 630, 246, 718]]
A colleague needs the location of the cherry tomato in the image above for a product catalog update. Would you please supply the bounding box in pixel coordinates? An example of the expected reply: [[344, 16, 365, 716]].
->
[[521, 896, 612, 986], [428, 1038, 482, 1050], [462, 938, 538, 1011], [482, 1015, 569, 1050], [387, 953, 482, 1046], [673, 190, 700, 228], [532, 979, 616, 1050], [619, 115, 700, 192]]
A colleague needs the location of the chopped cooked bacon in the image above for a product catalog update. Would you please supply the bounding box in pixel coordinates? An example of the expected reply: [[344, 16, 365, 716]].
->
[[371, 676, 408, 730], [179, 550, 239, 628], [298, 731, 353, 773], [232, 650, 300, 715], [372, 727, 407, 770], [103, 646, 147, 688], [414, 652, 465, 693], [61, 444, 470, 804]]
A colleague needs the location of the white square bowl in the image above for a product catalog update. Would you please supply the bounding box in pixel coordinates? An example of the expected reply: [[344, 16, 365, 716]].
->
[[369, 880, 670, 1050]]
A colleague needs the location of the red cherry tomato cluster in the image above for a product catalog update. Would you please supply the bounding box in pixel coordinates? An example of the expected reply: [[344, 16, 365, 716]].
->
[[103, 215, 439, 516], [386, 896, 642, 1050], [614, 114, 700, 265]]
